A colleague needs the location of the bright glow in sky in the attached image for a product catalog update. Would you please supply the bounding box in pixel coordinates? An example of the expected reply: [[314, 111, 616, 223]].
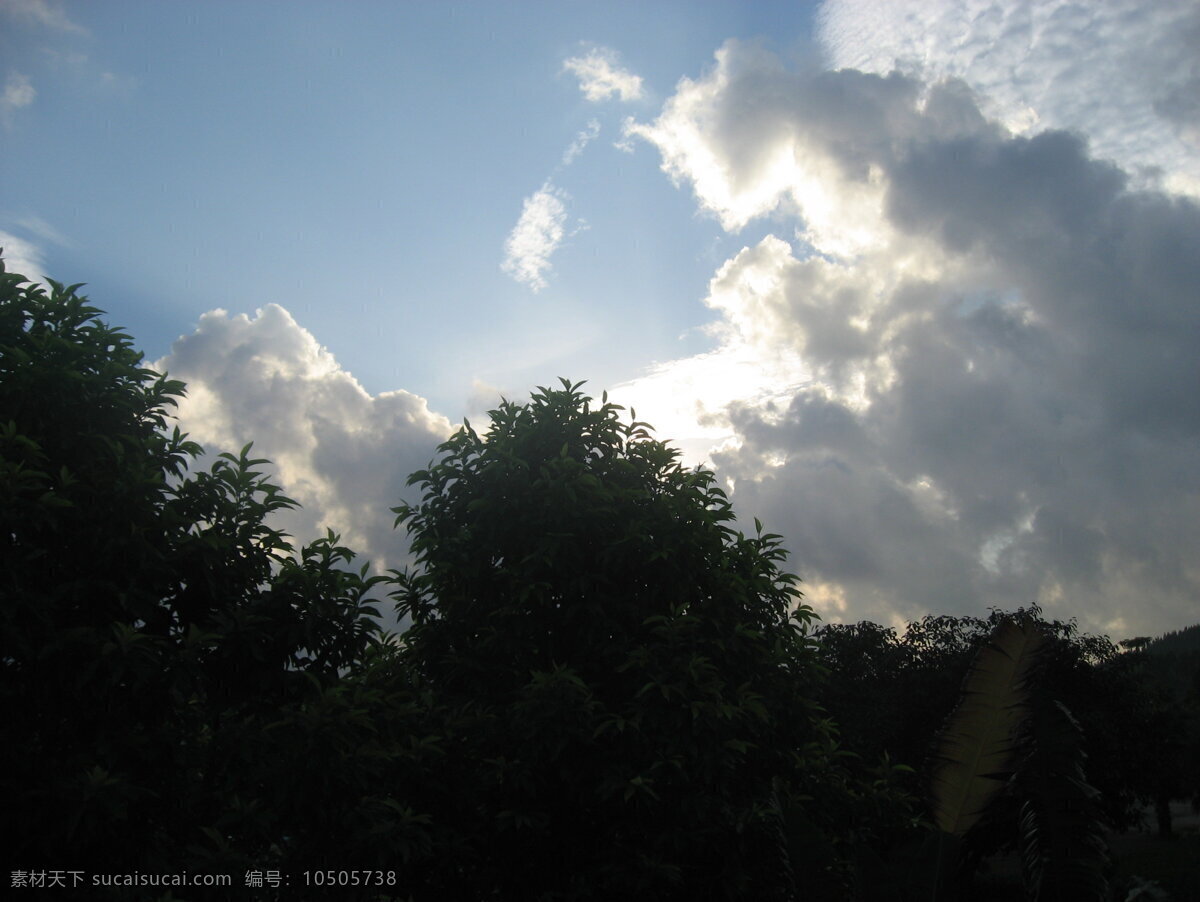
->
[[3, 0, 1198, 639]]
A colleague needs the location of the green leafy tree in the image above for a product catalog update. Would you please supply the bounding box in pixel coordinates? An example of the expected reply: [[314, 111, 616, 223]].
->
[[890, 619, 1110, 902], [1106, 638, 1200, 837], [389, 379, 852, 901], [0, 254, 921, 899], [814, 608, 1156, 831], [1015, 697, 1110, 901], [814, 608, 1200, 899], [0, 256, 398, 888]]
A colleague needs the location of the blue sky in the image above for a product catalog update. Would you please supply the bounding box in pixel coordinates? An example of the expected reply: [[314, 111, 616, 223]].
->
[[2, 0, 817, 410], [4, 0, 1199, 640]]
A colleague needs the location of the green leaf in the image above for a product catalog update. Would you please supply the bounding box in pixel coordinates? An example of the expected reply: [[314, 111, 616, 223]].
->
[[928, 619, 1045, 836]]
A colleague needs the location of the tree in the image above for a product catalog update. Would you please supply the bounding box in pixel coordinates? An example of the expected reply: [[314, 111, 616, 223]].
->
[[1106, 635, 1200, 837], [813, 607, 1155, 827], [2, 254, 919, 898], [389, 379, 851, 901], [814, 606, 1200, 901], [0, 255, 396, 887], [904, 619, 1110, 902]]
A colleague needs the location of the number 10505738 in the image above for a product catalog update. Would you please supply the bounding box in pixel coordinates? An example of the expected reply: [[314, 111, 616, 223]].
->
[[302, 870, 398, 887]]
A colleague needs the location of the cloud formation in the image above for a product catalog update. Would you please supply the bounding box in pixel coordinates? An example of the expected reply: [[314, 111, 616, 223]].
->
[[499, 45, 641, 292], [561, 118, 600, 166], [1, 73, 35, 124], [500, 182, 569, 291], [156, 305, 453, 574], [623, 39, 1200, 637], [0, 0, 85, 33], [817, 0, 1200, 197], [563, 46, 644, 103], [0, 229, 46, 282]]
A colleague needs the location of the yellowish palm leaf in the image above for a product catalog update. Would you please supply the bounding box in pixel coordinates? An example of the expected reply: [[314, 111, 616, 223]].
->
[[929, 619, 1045, 836]]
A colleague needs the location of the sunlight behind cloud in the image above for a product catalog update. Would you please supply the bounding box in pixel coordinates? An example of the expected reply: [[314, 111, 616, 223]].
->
[[610, 333, 811, 471], [625, 42, 915, 257], [617, 35, 1200, 638], [11, 0, 1198, 641]]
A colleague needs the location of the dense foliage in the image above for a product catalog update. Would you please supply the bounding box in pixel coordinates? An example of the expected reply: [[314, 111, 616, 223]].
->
[[2, 259, 888, 899], [388, 379, 865, 900], [1116, 628, 1200, 835], [5, 253, 1194, 900], [815, 606, 1200, 900], [813, 607, 1184, 833], [0, 259, 394, 888]]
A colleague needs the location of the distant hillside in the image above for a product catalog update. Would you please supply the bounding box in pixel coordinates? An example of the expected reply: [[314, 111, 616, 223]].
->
[[1144, 624, 1200, 657], [1127, 624, 1200, 702]]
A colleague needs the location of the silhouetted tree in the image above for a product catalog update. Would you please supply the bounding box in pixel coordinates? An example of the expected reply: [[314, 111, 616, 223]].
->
[[389, 379, 861, 900], [815, 607, 1189, 841], [0, 254, 923, 900], [0, 256, 396, 889]]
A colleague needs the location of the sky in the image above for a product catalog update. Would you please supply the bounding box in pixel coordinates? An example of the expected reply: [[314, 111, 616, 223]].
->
[[3, 0, 1198, 640]]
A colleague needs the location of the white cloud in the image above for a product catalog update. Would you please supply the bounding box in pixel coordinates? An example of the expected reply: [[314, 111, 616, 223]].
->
[[608, 345, 810, 472], [563, 46, 645, 103], [817, 0, 1200, 197], [0, 229, 46, 283], [501, 181, 569, 291], [561, 118, 601, 166], [0, 0, 85, 33], [619, 39, 1200, 638], [155, 304, 453, 576], [14, 215, 71, 248], [623, 41, 984, 255], [500, 66, 614, 293], [1, 73, 36, 124]]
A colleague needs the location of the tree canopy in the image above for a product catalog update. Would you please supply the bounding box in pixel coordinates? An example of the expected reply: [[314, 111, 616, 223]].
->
[[0, 257, 391, 885], [813, 607, 1193, 838], [9, 252, 1187, 900], [1, 260, 878, 899], [388, 378, 851, 900]]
